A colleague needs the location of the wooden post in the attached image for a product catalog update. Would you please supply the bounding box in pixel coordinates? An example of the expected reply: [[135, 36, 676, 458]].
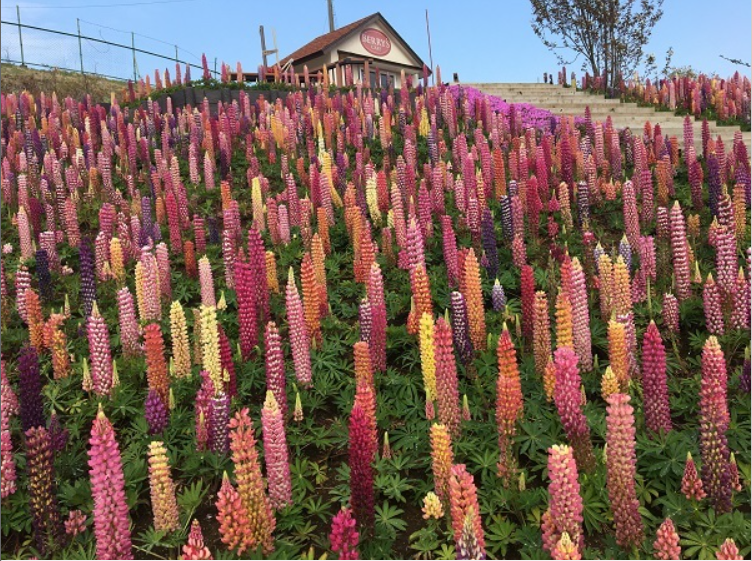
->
[[335, 62, 343, 87], [364, 59, 370, 88]]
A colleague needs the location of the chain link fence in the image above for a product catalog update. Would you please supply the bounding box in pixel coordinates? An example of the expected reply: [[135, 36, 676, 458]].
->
[[1, 8, 219, 83]]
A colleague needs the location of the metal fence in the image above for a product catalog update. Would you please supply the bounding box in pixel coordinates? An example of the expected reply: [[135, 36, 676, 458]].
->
[[1, 7, 219, 83]]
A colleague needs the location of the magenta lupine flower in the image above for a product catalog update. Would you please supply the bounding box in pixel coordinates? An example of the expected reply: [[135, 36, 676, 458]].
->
[[329, 507, 360, 560], [542, 444, 584, 555], [605, 394, 643, 549], [117, 287, 141, 357], [349, 403, 375, 529], [265, 321, 287, 417], [195, 371, 213, 452], [88, 407, 133, 560], [669, 202, 691, 300], [662, 293, 680, 333], [553, 347, 595, 473], [442, 215, 460, 287], [261, 391, 292, 509], [248, 227, 269, 322], [235, 261, 258, 360], [703, 274, 725, 335], [366, 262, 387, 372], [286, 268, 312, 386], [699, 336, 733, 513], [641, 322, 672, 434], [87, 304, 113, 397], [653, 518, 681, 560]]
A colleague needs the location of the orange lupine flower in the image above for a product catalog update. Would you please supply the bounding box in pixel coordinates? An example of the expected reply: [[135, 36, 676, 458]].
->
[[265, 251, 279, 294], [26, 289, 44, 351], [555, 290, 573, 350], [608, 320, 629, 391], [612, 256, 632, 316], [462, 250, 486, 351], [144, 323, 170, 407], [300, 254, 321, 346], [533, 291, 552, 376], [409, 264, 433, 336]]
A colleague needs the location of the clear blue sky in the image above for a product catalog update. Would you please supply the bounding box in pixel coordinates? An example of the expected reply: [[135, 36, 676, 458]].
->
[[2, 0, 750, 83]]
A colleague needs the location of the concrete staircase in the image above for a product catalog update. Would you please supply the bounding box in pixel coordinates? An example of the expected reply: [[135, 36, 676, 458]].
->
[[464, 83, 751, 152]]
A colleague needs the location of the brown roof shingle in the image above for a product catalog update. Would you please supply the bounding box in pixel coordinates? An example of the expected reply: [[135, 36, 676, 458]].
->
[[280, 13, 376, 67]]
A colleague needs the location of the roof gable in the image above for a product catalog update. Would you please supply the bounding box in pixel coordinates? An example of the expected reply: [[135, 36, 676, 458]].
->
[[281, 12, 425, 69]]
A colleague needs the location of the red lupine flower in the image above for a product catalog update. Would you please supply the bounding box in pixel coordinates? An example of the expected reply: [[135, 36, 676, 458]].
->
[[349, 403, 375, 529], [641, 321, 672, 434]]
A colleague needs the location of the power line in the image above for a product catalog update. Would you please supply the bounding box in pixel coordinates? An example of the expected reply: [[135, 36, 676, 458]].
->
[[1, 0, 196, 9]]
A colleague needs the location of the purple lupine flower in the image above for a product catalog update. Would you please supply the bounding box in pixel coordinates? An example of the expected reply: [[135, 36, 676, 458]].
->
[[19, 346, 45, 432], [48, 412, 69, 453], [481, 209, 498, 280], [209, 391, 230, 454], [499, 195, 513, 242], [576, 181, 590, 226], [450, 291, 474, 364], [739, 351, 750, 394], [35, 250, 52, 303], [492, 280, 507, 312], [618, 236, 632, 271], [145, 389, 169, 435], [79, 238, 97, 318]]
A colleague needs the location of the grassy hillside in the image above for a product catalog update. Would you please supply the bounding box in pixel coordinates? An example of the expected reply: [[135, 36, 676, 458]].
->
[[1, 63, 126, 102]]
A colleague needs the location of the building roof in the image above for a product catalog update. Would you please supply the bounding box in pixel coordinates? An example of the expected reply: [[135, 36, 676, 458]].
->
[[280, 12, 426, 70]]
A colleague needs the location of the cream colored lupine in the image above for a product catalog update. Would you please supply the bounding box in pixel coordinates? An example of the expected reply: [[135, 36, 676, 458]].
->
[[419, 313, 438, 409], [169, 301, 191, 378], [201, 305, 222, 392], [366, 174, 381, 224], [252, 177, 265, 232]]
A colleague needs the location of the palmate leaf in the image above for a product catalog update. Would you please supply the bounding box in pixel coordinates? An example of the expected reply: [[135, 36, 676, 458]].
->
[[375, 501, 408, 538], [485, 514, 516, 557]]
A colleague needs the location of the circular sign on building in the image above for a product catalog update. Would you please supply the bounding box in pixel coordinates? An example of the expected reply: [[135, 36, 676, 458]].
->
[[360, 28, 391, 57]]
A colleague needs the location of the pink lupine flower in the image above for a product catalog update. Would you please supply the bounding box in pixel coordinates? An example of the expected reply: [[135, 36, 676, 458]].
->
[[542, 444, 584, 555], [117, 287, 141, 357], [662, 293, 680, 333], [181, 519, 213, 560], [716, 539, 743, 560], [88, 406, 133, 559], [349, 403, 375, 528], [434, 318, 461, 437], [699, 336, 732, 513], [64, 510, 87, 537], [653, 518, 681, 560], [448, 464, 485, 556], [261, 391, 292, 509], [681, 452, 706, 501], [87, 303, 113, 397], [553, 347, 594, 473], [703, 273, 725, 335], [329, 507, 360, 560], [198, 256, 216, 307], [605, 394, 643, 548], [286, 267, 312, 386], [265, 321, 287, 417], [641, 321, 672, 434], [669, 201, 691, 300]]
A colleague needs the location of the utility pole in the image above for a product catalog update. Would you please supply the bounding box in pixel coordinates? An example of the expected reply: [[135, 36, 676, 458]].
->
[[425, 9, 434, 86], [259, 25, 277, 70], [16, 6, 25, 67], [327, 0, 335, 32]]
